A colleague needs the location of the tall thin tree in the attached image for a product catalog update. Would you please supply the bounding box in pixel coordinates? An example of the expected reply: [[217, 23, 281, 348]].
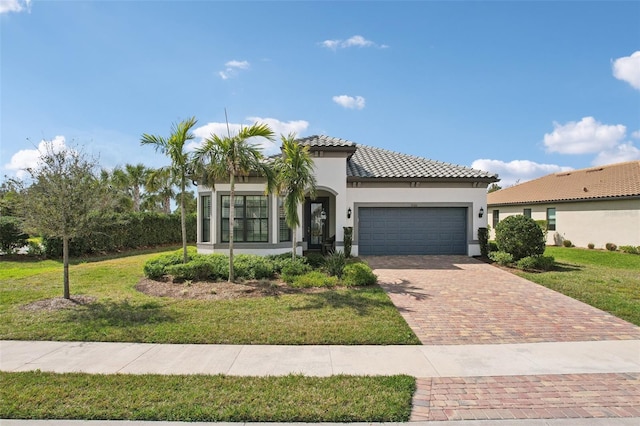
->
[[193, 122, 276, 281], [274, 134, 317, 259], [141, 117, 197, 263]]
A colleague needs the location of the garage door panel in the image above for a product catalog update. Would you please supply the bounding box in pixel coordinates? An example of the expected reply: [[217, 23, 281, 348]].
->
[[358, 207, 467, 255]]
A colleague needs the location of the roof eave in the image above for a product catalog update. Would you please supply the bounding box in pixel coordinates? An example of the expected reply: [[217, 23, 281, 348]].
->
[[488, 193, 640, 206]]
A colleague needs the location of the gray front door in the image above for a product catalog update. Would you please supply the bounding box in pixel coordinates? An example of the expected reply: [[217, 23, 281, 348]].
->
[[358, 207, 467, 255]]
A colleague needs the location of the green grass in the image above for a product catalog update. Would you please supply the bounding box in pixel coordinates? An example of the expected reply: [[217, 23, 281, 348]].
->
[[514, 246, 640, 326], [0, 371, 415, 422], [0, 248, 419, 344]]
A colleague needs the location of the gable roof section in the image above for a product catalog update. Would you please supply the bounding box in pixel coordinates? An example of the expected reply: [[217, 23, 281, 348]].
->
[[299, 134, 498, 182], [488, 161, 640, 206]]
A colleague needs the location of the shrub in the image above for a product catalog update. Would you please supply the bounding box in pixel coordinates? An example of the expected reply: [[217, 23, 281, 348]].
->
[[233, 254, 275, 280], [478, 227, 489, 257], [324, 250, 346, 278], [143, 262, 166, 280], [488, 241, 499, 253], [166, 263, 197, 281], [342, 263, 377, 287], [304, 252, 325, 269], [587, 243, 595, 249], [495, 215, 545, 261], [562, 239, 573, 247], [26, 240, 44, 256], [0, 216, 29, 254], [605, 243, 618, 252], [280, 258, 312, 284], [516, 255, 555, 271], [290, 271, 339, 288], [489, 251, 514, 266], [619, 245, 640, 255], [343, 226, 353, 258], [143, 248, 199, 279]]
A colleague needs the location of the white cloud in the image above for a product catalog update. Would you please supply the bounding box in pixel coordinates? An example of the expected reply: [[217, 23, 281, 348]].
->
[[225, 60, 249, 69], [543, 116, 626, 155], [332, 95, 366, 110], [319, 35, 386, 50], [471, 159, 572, 187], [218, 59, 250, 80], [5, 136, 67, 179], [191, 117, 309, 155], [592, 142, 640, 166], [612, 51, 640, 90], [0, 0, 31, 14], [632, 130, 640, 139]]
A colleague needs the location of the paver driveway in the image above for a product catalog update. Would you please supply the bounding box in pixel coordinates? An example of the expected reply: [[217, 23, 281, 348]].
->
[[364, 255, 640, 422], [364, 255, 640, 345]]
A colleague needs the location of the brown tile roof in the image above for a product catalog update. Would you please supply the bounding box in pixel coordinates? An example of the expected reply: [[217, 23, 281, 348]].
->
[[488, 161, 640, 206]]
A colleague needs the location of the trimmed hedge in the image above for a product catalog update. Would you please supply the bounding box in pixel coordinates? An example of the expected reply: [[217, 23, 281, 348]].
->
[[43, 212, 196, 258], [495, 215, 545, 261]]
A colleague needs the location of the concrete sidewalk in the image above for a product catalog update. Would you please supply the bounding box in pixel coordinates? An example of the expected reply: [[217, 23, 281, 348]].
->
[[2, 339, 639, 377]]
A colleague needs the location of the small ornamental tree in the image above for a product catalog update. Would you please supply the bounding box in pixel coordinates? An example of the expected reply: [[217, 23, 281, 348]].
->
[[21, 142, 103, 299], [494, 215, 545, 261]]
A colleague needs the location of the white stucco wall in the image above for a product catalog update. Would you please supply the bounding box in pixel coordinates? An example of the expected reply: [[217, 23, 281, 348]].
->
[[489, 199, 640, 248]]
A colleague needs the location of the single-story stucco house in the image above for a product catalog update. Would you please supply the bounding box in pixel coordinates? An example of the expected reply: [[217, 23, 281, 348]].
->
[[487, 161, 640, 248], [196, 135, 498, 257]]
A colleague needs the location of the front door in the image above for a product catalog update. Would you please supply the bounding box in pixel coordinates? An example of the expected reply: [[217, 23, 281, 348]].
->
[[305, 197, 329, 251]]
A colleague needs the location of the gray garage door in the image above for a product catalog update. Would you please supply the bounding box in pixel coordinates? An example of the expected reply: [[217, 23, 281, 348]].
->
[[358, 207, 467, 255]]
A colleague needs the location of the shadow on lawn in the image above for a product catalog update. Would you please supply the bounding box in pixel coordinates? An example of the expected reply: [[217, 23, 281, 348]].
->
[[289, 288, 394, 316], [65, 299, 176, 326], [551, 262, 584, 273]]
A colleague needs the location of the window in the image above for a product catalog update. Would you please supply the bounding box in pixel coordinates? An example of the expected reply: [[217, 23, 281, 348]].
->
[[278, 198, 291, 242], [523, 208, 531, 218], [546, 208, 556, 231], [201, 195, 211, 243], [221, 195, 268, 242], [492, 210, 499, 228]]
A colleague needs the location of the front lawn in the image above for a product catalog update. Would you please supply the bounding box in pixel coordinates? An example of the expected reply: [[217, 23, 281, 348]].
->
[[0, 371, 415, 422], [0, 249, 419, 344], [514, 246, 640, 326]]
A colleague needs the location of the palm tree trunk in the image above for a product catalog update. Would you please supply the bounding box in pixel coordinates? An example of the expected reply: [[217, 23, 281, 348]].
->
[[228, 173, 235, 282], [133, 185, 141, 212], [63, 236, 70, 299], [180, 181, 188, 264], [164, 196, 171, 214], [291, 225, 297, 260]]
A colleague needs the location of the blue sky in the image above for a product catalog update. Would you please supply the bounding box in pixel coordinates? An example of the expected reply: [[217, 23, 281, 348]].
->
[[1, 0, 639, 186]]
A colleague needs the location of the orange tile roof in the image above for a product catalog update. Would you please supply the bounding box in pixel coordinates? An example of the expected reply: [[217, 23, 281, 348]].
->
[[488, 161, 640, 206]]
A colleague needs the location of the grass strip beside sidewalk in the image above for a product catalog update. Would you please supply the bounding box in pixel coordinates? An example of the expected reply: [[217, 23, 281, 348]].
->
[[0, 371, 415, 422]]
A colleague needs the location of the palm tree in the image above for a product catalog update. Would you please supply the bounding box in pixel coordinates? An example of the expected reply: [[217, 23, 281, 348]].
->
[[193, 122, 276, 281], [145, 167, 177, 214], [141, 117, 197, 263], [112, 164, 148, 212], [274, 134, 316, 259]]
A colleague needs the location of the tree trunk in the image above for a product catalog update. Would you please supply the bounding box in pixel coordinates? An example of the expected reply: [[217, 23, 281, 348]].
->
[[63, 236, 70, 299], [291, 225, 297, 260], [164, 196, 171, 214], [180, 181, 188, 264], [228, 173, 235, 282], [133, 185, 141, 212]]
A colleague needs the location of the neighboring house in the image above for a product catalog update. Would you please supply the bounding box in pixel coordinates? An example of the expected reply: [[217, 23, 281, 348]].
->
[[487, 161, 640, 248], [197, 135, 498, 257]]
